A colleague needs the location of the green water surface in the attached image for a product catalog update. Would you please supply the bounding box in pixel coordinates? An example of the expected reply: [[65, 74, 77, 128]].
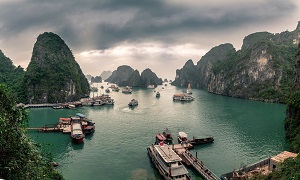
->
[[28, 83, 288, 179]]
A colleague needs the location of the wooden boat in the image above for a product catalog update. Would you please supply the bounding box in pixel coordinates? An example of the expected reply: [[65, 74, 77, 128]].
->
[[156, 91, 160, 97], [162, 128, 173, 142], [67, 104, 76, 109], [178, 132, 188, 143], [52, 104, 63, 109], [128, 99, 138, 106], [122, 86, 132, 94], [155, 133, 166, 144], [147, 144, 190, 180], [76, 113, 95, 134], [189, 136, 214, 145], [71, 123, 84, 143], [178, 131, 214, 145]]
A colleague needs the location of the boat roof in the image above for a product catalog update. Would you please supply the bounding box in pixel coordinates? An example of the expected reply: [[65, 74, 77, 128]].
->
[[154, 145, 182, 163], [178, 132, 187, 138], [174, 94, 184, 96], [72, 123, 83, 135], [76, 113, 86, 118], [156, 134, 166, 141]]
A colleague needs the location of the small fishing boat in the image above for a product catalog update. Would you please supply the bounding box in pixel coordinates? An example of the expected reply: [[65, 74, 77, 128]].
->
[[155, 133, 166, 144], [156, 91, 160, 97], [52, 104, 63, 109], [67, 104, 76, 109], [178, 132, 188, 143], [71, 123, 84, 143], [128, 99, 138, 106], [189, 136, 214, 145]]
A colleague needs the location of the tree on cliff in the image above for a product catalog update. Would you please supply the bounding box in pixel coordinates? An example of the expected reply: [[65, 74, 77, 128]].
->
[[0, 84, 63, 179]]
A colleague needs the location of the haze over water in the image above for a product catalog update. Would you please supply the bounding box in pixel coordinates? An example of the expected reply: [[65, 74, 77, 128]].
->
[[28, 82, 288, 179]]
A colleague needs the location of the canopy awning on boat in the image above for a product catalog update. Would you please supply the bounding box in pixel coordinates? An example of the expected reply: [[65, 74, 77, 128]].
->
[[156, 134, 166, 141], [60, 118, 70, 121], [178, 132, 187, 138], [76, 113, 86, 118]]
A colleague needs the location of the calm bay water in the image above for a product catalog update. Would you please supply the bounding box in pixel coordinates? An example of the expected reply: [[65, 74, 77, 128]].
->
[[28, 83, 288, 179]]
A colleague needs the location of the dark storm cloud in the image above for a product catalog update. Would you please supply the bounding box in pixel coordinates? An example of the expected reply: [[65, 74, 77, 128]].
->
[[0, 0, 296, 51]]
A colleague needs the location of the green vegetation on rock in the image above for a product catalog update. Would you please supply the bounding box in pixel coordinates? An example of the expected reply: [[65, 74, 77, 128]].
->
[[23, 32, 89, 103], [0, 84, 63, 179], [0, 50, 25, 102]]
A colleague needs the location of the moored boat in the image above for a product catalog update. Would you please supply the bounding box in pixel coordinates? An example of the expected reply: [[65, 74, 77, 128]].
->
[[173, 94, 194, 101], [162, 128, 173, 142], [178, 132, 188, 143], [147, 144, 190, 180], [71, 123, 84, 143], [122, 86, 132, 94], [155, 133, 166, 144], [52, 104, 63, 109], [147, 84, 155, 89], [189, 136, 214, 145]]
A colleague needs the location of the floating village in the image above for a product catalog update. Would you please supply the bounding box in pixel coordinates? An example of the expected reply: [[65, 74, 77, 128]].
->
[[25, 83, 298, 180]]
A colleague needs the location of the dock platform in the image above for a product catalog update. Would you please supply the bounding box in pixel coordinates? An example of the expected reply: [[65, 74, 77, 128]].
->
[[181, 151, 219, 180], [27, 124, 71, 133]]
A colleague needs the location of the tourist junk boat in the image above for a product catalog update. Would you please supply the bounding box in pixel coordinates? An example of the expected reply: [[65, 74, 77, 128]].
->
[[173, 94, 194, 101], [147, 144, 190, 180], [76, 113, 95, 134], [122, 86, 132, 94], [128, 99, 138, 106], [71, 122, 84, 143]]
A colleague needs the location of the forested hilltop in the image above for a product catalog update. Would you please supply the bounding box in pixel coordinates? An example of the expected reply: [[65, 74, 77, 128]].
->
[[173, 22, 300, 103], [0, 50, 25, 102], [23, 32, 90, 104], [0, 85, 63, 179]]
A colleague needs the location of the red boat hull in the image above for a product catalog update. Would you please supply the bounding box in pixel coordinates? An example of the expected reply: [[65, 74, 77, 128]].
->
[[71, 136, 84, 144]]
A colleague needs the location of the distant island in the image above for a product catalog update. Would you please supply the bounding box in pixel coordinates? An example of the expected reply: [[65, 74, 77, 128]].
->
[[106, 65, 163, 87]]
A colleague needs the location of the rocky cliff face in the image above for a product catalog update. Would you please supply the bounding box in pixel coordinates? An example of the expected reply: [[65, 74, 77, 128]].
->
[[140, 68, 162, 87], [173, 22, 300, 102], [285, 43, 300, 152], [106, 65, 134, 86], [127, 70, 142, 87], [106, 66, 162, 87], [100, 70, 112, 80], [23, 32, 90, 103]]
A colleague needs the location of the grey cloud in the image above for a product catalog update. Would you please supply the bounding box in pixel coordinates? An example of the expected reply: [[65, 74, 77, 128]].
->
[[1, 0, 296, 51]]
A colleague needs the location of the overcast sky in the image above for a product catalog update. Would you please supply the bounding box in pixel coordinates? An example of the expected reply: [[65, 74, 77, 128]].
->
[[0, 0, 299, 80]]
